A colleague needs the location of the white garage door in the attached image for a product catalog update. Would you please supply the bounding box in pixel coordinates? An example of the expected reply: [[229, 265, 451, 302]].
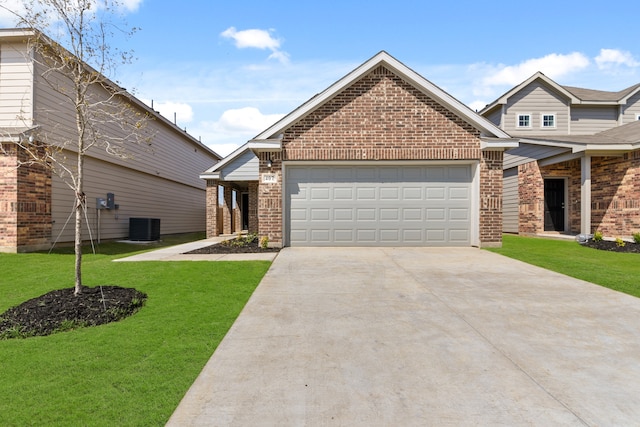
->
[[286, 164, 473, 246]]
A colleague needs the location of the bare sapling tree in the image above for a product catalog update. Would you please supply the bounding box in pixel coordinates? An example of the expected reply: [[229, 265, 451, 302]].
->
[[0, 0, 152, 295]]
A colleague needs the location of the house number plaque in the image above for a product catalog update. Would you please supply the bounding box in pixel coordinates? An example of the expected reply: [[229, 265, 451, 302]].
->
[[261, 173, 277, 184]]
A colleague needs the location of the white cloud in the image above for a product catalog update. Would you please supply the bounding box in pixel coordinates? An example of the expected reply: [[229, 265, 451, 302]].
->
[[217, 107, 284, 133], [118, 0, 143, 12], [221, 27, 290, 64], [595, 49, 640, 70], [0, 0, 142, 27], [482, 52, 590, 87]]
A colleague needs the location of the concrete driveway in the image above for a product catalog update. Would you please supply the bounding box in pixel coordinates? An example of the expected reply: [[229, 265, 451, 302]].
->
[[167, 247, 640, 426]]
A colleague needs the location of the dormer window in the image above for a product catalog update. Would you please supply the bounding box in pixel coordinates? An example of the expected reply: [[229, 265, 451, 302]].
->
[[542, 113, 556, 128], [517, 114, 531, 128]]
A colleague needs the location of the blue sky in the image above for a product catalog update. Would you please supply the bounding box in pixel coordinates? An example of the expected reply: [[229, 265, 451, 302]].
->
[[2, 0, 640, 156]]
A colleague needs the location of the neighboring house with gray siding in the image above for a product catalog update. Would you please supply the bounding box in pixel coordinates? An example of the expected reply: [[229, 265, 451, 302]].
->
[[481, 72, 640, 238], [0, 29, 221, 252]]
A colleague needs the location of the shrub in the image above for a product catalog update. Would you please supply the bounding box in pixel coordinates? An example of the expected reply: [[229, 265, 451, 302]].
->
[[593, 231, 603, 241], [616, 237, 626, 247], [259, 236, 269, 249], [633, 232, 640, 244]]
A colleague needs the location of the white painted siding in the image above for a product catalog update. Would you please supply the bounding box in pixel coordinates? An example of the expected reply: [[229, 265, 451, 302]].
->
[[503, 82, 569, 135], [623, 91, 640, 123], [0, 42, 33, 126], [51, 154, 207, 243], [503, 143, 570, 169], [503, 168, 518, 233], [570, 106, 618, 134]]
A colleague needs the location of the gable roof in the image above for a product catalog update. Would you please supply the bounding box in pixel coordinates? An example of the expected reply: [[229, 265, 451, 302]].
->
[[562, 83, 640, 104], [253, 51, 510, 142], [481, 72, 640, 115]]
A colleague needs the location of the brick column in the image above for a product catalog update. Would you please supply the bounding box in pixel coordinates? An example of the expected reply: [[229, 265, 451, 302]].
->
[[205, 180, 219, 237], [248, 181, 259, 234], [258, 152, 282, 246], [222, 185, 233, 235], [479, 150, 503, 248]]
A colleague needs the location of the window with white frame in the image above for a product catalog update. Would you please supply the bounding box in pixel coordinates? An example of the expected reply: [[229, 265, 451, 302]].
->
[[517, 114, 531, 128], [541, 113, 556, 128]]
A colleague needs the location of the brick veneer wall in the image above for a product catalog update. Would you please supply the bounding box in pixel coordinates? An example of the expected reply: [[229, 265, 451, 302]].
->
[[591, 154, 640, 237], [258, 65, 500, 246], [480, 150, 504, 246], [248, 181, 258, 234], [205, 180, 218, 238], [518, 161, 544, 234], [0, 143, 52, 252], [517, 156, 640, 237], [518, 159, 581, 235]]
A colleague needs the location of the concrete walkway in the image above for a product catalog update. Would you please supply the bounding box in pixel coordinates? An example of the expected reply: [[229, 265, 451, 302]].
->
[[113, 236, 278, 262], [167, 247, 640, 426]]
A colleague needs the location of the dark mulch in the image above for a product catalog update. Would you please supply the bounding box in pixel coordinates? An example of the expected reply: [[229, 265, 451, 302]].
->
[[0, 286, 146, 339], [581, 240, 640, 253], [185, 238, 280, 254]]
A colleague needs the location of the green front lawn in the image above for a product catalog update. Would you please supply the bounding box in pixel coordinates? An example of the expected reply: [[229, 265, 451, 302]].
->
[[0, 237, 270, 426], [488, 234, 640, 298]]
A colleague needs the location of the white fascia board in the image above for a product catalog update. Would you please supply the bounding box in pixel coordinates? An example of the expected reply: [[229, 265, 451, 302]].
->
[[480, 137, 519, 150], [572, 144, 637, 153], [253, 51, 509, 141], [199, 171, 221, 180], [247, 140, 282, 152]]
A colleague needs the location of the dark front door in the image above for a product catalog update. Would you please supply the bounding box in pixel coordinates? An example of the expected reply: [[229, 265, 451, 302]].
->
[[544, 179, 565, 231], [241, 193, 249, 230]]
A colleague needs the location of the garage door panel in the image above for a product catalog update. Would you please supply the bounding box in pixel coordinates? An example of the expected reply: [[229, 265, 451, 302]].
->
[[286, 165, 472, 246], [290, 208, 307, 221], [379, 187, 399, 200], [403, 187, 422, 199], [357, 187, 376, 200], [449, 187, 470, 200], [357, 229, 377, 242], [403, 208, 422, 221], [310, 208, 330, 221], [426, 187, 445, 200], [333, 208, 353, 221], [357, 208, 376, 221], [450, 208, 469, 221], [380, 208, 399, 221], [333, 187, 354, 199], [334, 229, 354, 242], [310, 187, 330, 199], [380, 229, 399, 242], [310, 229, 331, 242]]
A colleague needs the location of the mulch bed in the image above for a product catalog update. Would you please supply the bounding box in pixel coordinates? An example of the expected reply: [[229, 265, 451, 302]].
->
[[581, 240, 640, 253], [0, 286, 146, 339], [184, 239, 280, 254]]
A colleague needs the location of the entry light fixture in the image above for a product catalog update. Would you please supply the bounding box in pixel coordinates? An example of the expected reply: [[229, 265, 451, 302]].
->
[[267, 155, 273, 168]]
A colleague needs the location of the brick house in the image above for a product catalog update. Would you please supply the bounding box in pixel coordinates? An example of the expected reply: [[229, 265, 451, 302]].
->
[[0, 29, 221, 252], [201, 52, 515, 247], [480, 72, 640, 238]]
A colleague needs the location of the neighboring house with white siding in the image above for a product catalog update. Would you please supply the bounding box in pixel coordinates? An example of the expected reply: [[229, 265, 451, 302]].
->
[[0, 29, 221, 252], [481, 72, 640, 238]]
